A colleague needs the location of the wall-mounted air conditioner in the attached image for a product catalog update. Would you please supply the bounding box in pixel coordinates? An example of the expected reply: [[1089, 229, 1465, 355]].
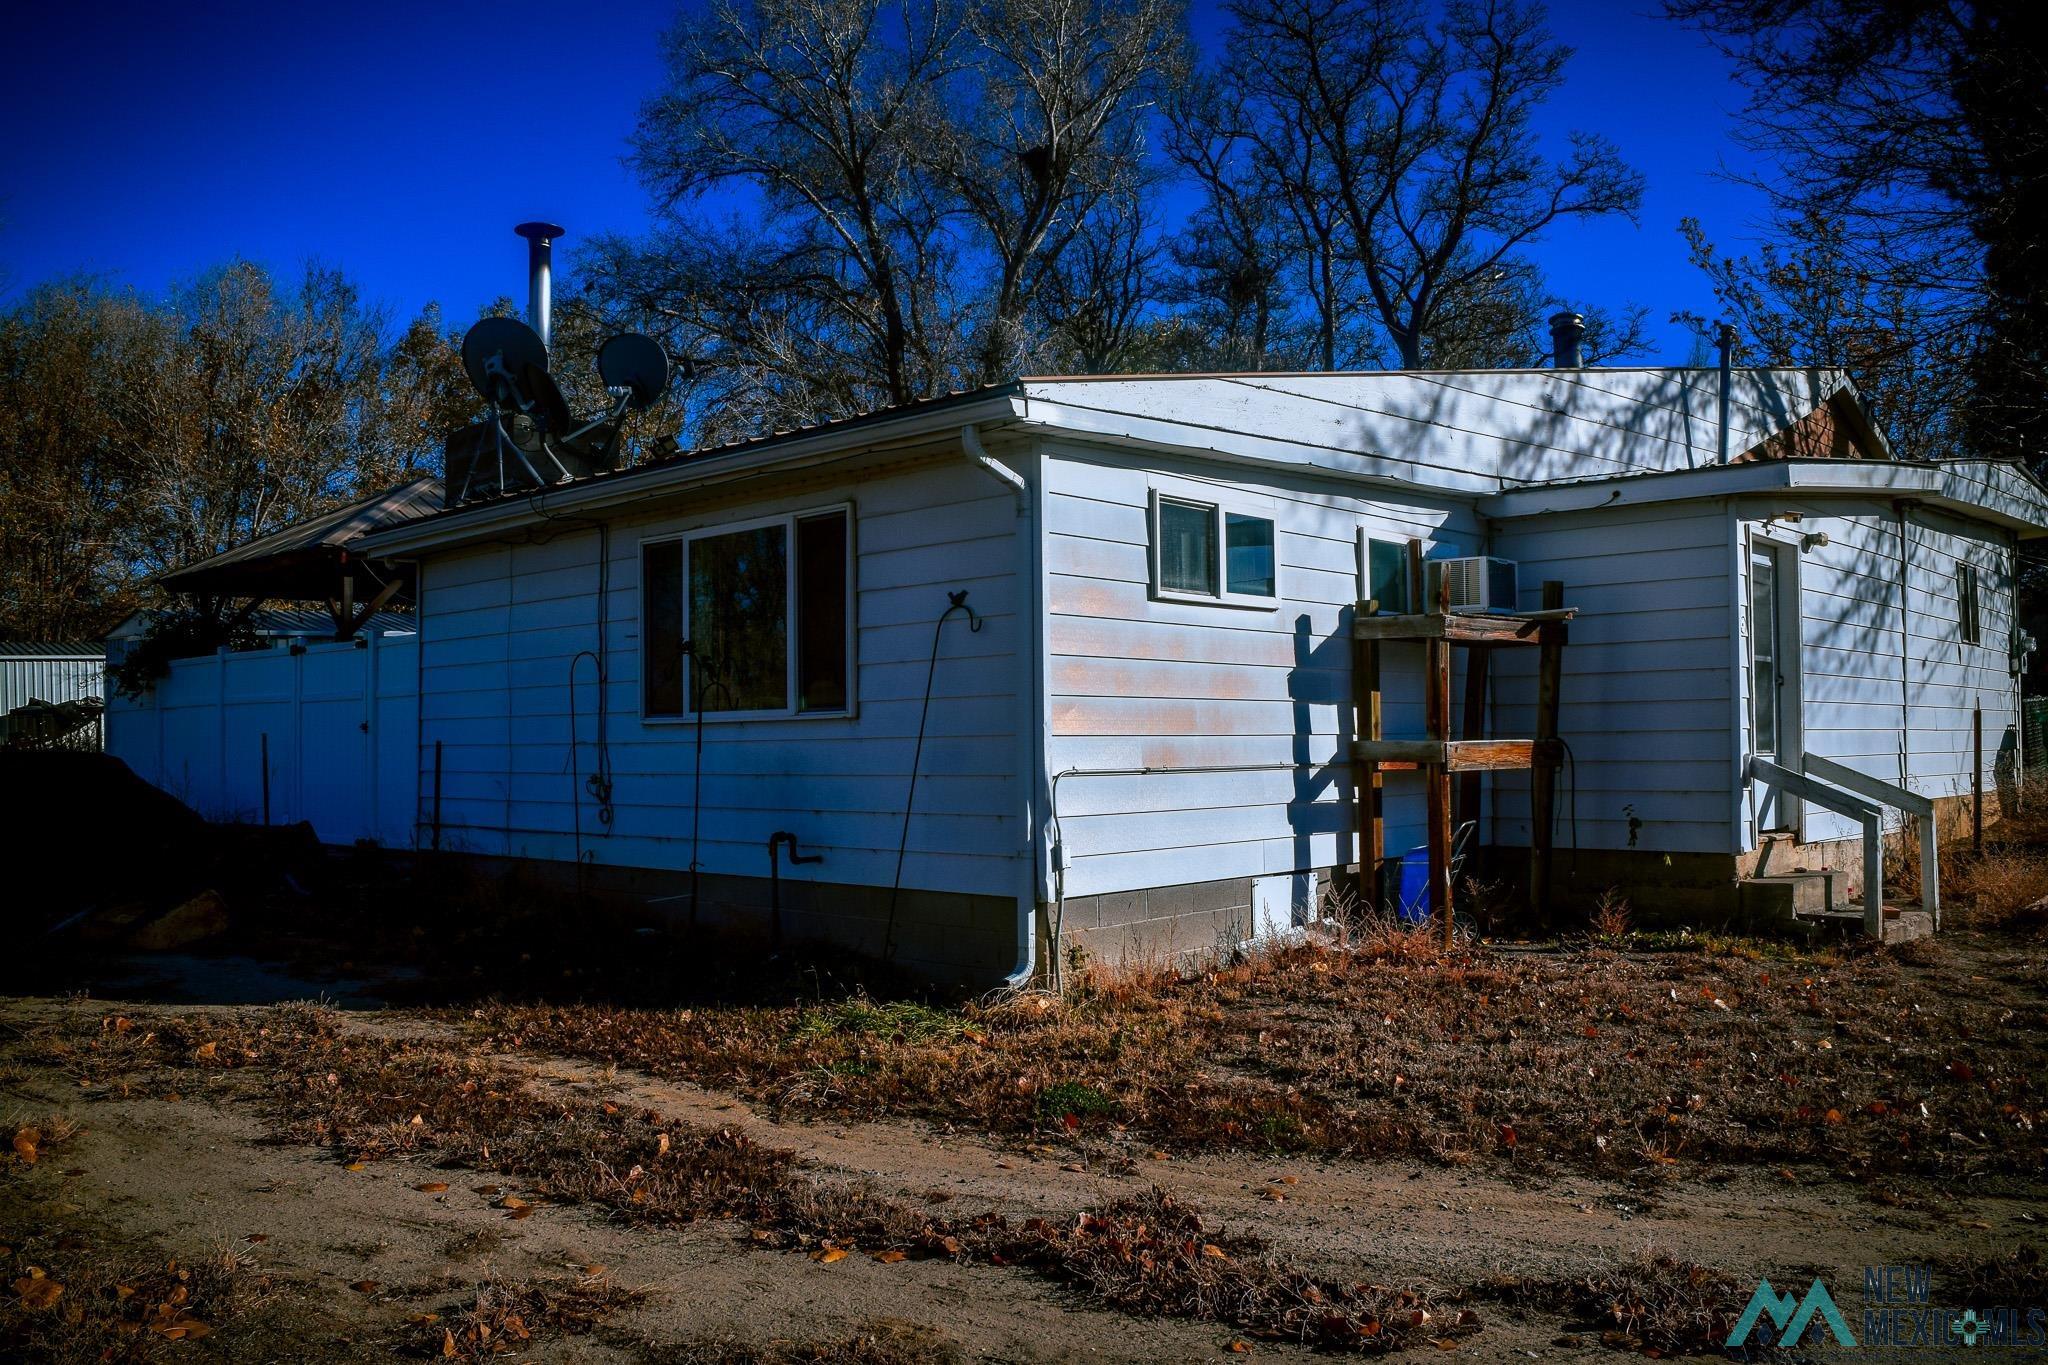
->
[[1424, 556, 1520, 613]]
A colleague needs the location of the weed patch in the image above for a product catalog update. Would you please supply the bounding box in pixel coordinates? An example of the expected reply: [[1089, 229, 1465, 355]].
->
[[1479, 1251, 1740, 1356]]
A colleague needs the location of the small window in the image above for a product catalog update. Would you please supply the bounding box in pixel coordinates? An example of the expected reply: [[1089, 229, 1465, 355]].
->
[[1959, 563, 1981, 646], [641, 506, 854, 720], [1150, 491, 1277, 607], [1364, 537, 1410, 614]]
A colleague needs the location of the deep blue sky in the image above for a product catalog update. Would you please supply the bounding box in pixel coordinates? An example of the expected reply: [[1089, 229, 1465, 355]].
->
[[1, 0, 1767, 361]]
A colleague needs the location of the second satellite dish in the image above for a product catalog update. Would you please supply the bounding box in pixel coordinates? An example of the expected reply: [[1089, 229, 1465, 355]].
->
[[597, 334, 670, 410]]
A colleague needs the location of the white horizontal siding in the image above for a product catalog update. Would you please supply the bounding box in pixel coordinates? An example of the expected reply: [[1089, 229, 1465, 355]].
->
[[1491, 500, 1737, 854], [1043, 442, 1483, 898], [1760, 500, 2018, 843], [415, 459, 1025, 899]]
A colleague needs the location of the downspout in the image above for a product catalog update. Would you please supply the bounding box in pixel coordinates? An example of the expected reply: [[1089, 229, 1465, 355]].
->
[[1895, 501, 1914, 791], [961, 424, 1040, 989]]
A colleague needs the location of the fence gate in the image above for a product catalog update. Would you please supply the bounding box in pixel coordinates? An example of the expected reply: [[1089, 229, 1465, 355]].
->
[[106, 636, 419, 849]]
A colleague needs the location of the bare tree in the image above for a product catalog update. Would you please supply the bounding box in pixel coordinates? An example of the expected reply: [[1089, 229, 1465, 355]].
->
[[945, 0, 1181, 378], [1213, 0, 1644, 368], [1667, 0, 2048, 463], [634, 0, 972, 412]]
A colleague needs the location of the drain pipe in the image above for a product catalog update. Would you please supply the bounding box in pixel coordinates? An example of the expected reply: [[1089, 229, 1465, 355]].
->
[[767, 832, 821, 952], [1895, 501, 1915, 790], [961, 424, 1039, 990]]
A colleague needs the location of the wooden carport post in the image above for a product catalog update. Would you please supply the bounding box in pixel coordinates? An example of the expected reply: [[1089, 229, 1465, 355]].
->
[[1425, 560, 1456, 948], [1528, 580, 1565, 923]]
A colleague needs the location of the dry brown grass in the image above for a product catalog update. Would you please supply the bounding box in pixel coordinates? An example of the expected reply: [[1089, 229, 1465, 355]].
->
[[12, 1007, 1463, 1355], [1007, 1187, 1477, 1352], [467, 929, 2048, 1191], [657, 1320, 966, 1364], [1479, 1251, 1739, 1356], [0, 1237, 268, 1363], [403, 1272, 648, 1362], [1943, 846, 2048, 927]]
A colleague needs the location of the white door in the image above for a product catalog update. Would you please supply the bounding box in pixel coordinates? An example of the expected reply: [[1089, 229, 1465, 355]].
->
[[1750, 542, 1801, 832]]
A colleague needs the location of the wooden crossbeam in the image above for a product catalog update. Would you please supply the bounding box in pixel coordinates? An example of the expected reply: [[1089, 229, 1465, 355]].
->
[[1352, 610, 1572, 644]]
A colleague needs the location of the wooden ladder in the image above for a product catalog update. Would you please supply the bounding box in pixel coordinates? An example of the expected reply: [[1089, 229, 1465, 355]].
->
[[1351, 539, 1572, 946]]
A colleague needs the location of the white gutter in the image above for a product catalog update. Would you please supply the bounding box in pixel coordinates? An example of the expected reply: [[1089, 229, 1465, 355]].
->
[[359, 393, 1027, 560], [1480, 458, 2048, 536], [960, 424, 1039, 989]]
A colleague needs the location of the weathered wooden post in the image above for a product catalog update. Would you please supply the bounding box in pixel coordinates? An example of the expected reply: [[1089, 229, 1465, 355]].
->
[[1529, 581, 1565, 923]]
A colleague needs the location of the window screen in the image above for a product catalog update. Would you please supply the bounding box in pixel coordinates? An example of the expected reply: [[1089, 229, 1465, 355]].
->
[[688, 523, 789, 713], [796, 510, 850, 712], [1225, 513, 1276, 597], [1158, 498, 1217, 595], [642, 541, 685, 716]]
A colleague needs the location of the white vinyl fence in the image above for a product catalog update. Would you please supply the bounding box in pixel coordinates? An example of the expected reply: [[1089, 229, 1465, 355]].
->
[[107, 635, 419, 848]]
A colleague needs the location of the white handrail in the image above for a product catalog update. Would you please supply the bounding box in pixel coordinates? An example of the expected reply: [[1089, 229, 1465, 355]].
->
[[1801, 754, 1941, 930], [1749, 756, 1885, 938]]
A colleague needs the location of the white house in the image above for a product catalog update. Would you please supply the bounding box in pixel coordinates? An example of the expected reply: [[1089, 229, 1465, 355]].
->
[[107, 363, 2048, 984]]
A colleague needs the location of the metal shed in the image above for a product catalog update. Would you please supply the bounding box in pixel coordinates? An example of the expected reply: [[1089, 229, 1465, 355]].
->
[[0, 642, 105, 714]]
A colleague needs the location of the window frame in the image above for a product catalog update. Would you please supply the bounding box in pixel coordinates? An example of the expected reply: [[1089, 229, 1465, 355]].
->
[[638, 501, 857, 724], [1357, 533, 1413, 615], [1958, 560, 1981, 647], [1147, 487, 1280, 610]]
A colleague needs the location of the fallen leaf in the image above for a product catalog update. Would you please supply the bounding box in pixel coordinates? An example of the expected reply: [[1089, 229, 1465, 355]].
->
[[442, 1327, 458, 1357], [415, 1182, 449, 1194], [816, 1248, 849, 1264], [193, 1041, 217, 1060], [349, 1280, 379, 1294], [1202, 1244, 1229, 1260], [1227, 1341, 1251, 1354], [343, 1161, 366, 1172], [872, 1250, 908, 1263], [408, 1312, 441, 1325], [245, 1233, 269, 1244], [12, 1274, 63, 1310], [1061, 1162, 1085, 1172]]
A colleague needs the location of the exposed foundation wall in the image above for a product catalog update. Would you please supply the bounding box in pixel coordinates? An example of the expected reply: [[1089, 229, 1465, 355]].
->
[[436, 851, 1021, 988], [1055, 869, 1333, 976]]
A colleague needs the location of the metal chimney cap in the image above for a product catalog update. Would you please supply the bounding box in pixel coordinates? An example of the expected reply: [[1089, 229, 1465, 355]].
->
[[515, 221, 567, 242], [1548, 311, 1587, 368]]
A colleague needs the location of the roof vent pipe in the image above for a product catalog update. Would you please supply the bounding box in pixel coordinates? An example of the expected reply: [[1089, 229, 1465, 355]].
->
[[1715, 321, 1738, 464], [1548, 311, 1586, 369], [514, 221, 566, 352]]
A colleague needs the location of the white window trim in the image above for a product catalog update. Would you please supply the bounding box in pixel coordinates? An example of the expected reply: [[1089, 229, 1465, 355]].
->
[[638, 502, 857, 723], [1147, 487, 1280, 610]]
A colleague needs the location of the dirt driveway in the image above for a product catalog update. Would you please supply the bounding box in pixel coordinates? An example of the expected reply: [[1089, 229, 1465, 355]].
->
[[4, 917, 2044, 1362]]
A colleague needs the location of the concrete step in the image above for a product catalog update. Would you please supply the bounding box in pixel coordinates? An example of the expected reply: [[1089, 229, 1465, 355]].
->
[[1739, 870, 1843, 922], [1793, 905, 1935, 944]]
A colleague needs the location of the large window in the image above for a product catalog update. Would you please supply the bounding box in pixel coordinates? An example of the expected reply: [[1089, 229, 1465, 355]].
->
[[1150, 490, 1278, 607], [641, 506, 853, 719]]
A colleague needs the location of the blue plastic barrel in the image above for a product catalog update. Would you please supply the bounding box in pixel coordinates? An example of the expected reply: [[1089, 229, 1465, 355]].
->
[[1395, 844, 1432, 924]]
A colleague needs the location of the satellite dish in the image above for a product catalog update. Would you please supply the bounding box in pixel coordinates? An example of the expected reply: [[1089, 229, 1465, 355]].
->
[[597, 333, 671, 411], [462, 317, 548, 406]]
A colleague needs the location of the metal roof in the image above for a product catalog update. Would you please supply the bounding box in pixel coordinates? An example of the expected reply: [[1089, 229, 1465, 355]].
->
[[157, 475, 444, 598], [0, 641, 104, 659], [105, 607, 415, 641]]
